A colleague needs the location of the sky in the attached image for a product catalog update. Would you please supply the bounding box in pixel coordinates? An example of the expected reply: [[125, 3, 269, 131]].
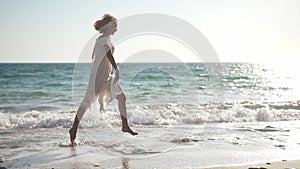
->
[[0, 0, 299, 63]]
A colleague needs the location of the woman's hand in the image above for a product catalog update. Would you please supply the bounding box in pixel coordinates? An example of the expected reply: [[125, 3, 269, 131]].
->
[[114, 68, 120, 83]]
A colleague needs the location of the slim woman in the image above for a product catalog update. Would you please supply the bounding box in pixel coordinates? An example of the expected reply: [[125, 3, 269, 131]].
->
[[69, 14, 138, 145]]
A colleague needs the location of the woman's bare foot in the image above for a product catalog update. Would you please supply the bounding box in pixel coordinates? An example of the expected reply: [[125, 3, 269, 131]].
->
[[122, 126, 138, 136], [69, 128, 78, 146]]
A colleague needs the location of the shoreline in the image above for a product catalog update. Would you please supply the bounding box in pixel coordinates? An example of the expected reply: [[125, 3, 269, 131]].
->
[[1, 122, 300, 169], [10, 159, 300, 169]]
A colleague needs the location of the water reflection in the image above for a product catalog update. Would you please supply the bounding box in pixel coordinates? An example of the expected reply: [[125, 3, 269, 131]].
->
[[70, 146, 77, 156], [122, 157, 129, 169]]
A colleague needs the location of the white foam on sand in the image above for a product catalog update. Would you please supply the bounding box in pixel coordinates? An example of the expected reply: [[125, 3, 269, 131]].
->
[[1, 120, 300, 169], [1, 101, 300, 168]]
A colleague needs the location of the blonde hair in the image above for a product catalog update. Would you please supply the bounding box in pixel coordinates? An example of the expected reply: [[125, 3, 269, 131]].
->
[[93, 14, 117, 33]]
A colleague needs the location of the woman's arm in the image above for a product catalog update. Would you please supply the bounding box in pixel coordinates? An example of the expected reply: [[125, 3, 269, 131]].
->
[[104, 45, 120, 82], [104, 45, 118, 70]]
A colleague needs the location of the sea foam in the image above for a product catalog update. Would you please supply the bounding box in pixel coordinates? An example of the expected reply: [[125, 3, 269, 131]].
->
[[1, 101, 300, 129]]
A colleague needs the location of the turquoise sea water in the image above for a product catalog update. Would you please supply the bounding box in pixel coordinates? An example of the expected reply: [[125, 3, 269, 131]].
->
[[0, 63, 300, 128], [1, 63, 300, 110]]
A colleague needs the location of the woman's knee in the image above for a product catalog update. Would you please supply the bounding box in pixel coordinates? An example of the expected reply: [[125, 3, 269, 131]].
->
[[117, 93, 126, 102]]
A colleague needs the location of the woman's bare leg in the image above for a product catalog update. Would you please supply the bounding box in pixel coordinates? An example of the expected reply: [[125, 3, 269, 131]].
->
[[116, 93, 138, 135], [69, 107, 85, 145]]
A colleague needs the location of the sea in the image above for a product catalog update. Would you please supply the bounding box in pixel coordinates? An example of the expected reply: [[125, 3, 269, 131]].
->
[[0, 63, 300, 169]]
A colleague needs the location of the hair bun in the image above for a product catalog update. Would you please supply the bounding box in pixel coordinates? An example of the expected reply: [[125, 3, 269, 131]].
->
[[94, 14, 117, 32]]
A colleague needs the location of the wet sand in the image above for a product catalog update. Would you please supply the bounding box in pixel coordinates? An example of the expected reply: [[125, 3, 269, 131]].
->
[[202, 159, 300, 169]]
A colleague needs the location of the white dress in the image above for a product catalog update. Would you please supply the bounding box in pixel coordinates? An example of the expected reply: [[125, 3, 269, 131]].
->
[[80, 36, 124, 111]]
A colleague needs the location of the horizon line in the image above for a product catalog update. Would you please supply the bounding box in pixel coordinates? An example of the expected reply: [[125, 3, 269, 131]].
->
[[0, 61, 262, 64]]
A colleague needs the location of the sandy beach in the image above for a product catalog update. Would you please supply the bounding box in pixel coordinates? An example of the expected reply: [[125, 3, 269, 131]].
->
[[10, 158, 300, 169], [202, 160, 300, 169], [1, 121, 300, 169]]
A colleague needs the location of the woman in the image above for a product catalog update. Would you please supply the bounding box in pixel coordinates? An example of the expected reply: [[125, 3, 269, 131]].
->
[[69, 14, 138, 146]]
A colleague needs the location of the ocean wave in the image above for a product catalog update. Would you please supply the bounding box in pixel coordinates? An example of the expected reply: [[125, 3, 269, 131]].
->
[[1, 101, 300, 129], [0, 110, 75, 129]]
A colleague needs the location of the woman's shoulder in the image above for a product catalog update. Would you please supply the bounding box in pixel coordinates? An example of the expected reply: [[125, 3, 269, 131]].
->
[[97, 35, 111, 41], [96, 36, 111, 45]]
